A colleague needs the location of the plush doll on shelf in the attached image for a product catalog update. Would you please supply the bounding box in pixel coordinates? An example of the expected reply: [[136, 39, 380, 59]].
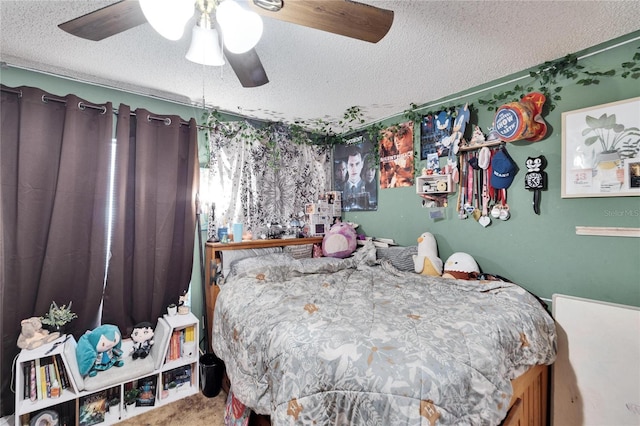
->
[[442, 252, 480, 280], [412, 232, 443, 276], [76, 324, 124, 377], [130, 321, 154, 360]]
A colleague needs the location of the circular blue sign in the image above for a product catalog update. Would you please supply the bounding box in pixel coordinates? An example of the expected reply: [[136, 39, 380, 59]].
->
[[495, 108, 520, 140]]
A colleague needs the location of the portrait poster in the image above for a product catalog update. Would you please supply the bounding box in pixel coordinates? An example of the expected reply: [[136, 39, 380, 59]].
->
[[379, 121, 414, 189], [333, 131, 378, 211], [561, 96, 640, 198]]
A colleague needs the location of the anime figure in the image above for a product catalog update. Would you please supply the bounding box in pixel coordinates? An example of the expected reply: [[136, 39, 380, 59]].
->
[[435, 110, 452, 156], [451, 103, 471, 154], [76, 324, 124, 377], [130, 321, 154, 360]]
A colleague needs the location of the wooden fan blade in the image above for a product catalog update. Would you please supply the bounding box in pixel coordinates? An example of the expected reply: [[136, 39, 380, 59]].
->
[[248, 0, 394, 43], [225, 48, 269, 88], [58, 0, 147, 41]]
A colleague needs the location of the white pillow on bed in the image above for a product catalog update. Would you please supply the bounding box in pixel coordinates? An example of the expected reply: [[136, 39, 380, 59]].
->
[[221, 247, 283, 277], [227, 252, 296, 282]]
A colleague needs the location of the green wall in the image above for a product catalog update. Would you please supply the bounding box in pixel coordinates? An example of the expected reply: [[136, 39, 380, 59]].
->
[[345, 33, 640, 307], [3, 31, 640, 313]]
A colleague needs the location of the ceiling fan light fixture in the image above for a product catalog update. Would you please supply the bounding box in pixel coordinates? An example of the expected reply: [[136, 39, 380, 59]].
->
[[140, 0, 194, 41], [216, 0, 263, 54], [186, 25, 225, 67], [253, 0, 283, 12]]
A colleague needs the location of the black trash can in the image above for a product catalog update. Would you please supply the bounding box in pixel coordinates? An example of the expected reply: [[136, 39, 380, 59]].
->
[[200, 353, 224, 398]]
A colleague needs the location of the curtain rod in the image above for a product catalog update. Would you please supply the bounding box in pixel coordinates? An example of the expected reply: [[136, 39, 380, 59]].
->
[[1, 87, 194, 126]]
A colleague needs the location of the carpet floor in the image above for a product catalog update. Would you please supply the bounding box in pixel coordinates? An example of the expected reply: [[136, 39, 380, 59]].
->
[[115, 391, 227, 426]]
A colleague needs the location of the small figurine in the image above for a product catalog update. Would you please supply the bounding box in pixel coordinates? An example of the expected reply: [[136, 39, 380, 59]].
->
[[178, 290, 190, 315], [469, 125, 486, 146], [130, 321, 154, 360]]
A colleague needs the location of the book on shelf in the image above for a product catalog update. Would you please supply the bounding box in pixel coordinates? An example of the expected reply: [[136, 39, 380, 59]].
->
[[135, 376, 157, 407], [35, 358, 42, 400], [165, 325, 197, 362], [79, 390, 108, 426], [23, 356, 66, 402], [19, 402, 75, 426], [22, 361, 30, 399], [161, 365, 192, 398], [53, 354, 70, 389], [29, 359, 36, 401]]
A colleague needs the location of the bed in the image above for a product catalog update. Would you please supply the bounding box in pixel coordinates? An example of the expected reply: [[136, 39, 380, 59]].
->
[[210, 242, 556, 425]]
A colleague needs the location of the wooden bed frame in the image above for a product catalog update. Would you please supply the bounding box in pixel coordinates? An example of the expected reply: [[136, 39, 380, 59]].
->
[[204, 238, 550, 425]]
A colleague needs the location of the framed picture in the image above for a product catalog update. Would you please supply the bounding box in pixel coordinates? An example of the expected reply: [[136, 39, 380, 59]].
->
[[561, 96, 640, 198]]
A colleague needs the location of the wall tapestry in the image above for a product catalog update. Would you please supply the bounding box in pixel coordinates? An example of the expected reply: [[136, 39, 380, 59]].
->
[[333, 131, 378, 211], [379, 121, 414, 188], [207, 120, 331, 238]]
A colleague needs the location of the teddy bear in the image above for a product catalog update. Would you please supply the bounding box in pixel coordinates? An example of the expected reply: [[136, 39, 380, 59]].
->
[[412, 232, 443, 276], [17, 317, 60, 350]]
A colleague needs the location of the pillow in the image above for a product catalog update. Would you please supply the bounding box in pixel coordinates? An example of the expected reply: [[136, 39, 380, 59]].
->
[[283, 244, 313, 259], [376, 246, 418, 272], [227, 253, 297, 282], [221, 247, 282, 277], [322, 223, 357, 258]]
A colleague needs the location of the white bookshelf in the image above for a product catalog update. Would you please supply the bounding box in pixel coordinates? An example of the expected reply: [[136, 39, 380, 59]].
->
[[14, 313, 200, 426]]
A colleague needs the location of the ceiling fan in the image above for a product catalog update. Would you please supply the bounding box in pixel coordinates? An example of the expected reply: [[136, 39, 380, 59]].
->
[[58, 0, 394, 88]]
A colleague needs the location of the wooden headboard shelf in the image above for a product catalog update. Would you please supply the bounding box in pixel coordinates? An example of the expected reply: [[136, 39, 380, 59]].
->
[[204, 237, 323, 350]]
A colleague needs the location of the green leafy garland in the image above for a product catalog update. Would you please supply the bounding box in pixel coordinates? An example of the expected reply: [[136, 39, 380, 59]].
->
[[203, 45, 639, 169]]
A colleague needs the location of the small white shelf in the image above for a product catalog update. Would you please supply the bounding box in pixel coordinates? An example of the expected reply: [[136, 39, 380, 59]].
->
[[14, 313, 200, 426], [416, 174, 454, 194]]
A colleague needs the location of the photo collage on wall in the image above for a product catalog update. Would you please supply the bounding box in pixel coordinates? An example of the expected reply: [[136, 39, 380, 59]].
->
[[379, 121, 414, 189], [333, 131, 378, 211]]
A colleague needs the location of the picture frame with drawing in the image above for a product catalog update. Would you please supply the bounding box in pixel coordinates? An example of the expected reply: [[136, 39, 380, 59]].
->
[[561, 96, 640, 198]]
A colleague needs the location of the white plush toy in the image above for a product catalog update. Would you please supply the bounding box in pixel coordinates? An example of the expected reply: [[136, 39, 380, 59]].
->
[[412, 232, 443, 276]]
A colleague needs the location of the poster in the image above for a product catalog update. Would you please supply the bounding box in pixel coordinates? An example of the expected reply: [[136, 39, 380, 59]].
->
[[333, 131, 377, 211], [379, 121, 414, 189]]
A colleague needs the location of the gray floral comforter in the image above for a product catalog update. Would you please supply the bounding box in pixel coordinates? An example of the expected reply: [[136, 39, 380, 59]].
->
[[212, 244, 556, 425]]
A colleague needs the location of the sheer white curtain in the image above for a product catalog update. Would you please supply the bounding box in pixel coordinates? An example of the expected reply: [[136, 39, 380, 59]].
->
[[207, 119, 330, 238]]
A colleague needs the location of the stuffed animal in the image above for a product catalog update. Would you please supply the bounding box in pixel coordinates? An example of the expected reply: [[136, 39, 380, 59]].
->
[[442, 252, 480, 280], [76, 324, 124, 377], [412, 232, 443, 276], [130, 321, 154, 360], [322, 222, 357, 258], [17, 317, 60, 350]]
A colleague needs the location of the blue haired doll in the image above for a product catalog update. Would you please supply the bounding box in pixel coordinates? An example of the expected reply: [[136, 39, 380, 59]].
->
[[76, 324, 124, 377]]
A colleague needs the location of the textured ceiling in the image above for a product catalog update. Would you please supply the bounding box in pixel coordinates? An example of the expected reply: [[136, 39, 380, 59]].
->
[[1, 1, 640, 131]]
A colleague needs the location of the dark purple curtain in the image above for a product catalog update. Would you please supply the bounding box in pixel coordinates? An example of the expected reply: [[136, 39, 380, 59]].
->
[[1, 85, 113, 415], [102, 105, 198, 337]]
